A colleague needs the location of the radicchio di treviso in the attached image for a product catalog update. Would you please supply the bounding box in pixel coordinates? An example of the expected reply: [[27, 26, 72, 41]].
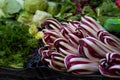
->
[[38, 15, 120, 78]]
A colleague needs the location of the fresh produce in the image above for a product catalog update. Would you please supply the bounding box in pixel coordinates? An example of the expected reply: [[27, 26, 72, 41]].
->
[[0, 0, 120, 79], [34, 31, 44, 40], [0, 19, 39, 68], [79, 15, 104, 38], [64, 54, 98, 74], [0, 0, 5, 8], [24, 0, 48, 13], [99, 0, 120, 17], [115, 0, 120, 8], [29, 24, 39, 36], [16, 0, 24, 9], [47, 2, 60, 16], [88, 0, 103, 13], [29, 24, 44, 39], [104, 18, 120, 33], [3, 0, 21, 14], [17, 11, 33, 25], [32, 10, 52, 26], [39, 46, 66, 71], [0, 0, 22, 18], [79, 37, 116, 62], [0, 0, 60, 26], [97, 30, 120, 52], [99, 52, 120, 78], [0, 9, 5, 17], [38, 15, 120, 78]]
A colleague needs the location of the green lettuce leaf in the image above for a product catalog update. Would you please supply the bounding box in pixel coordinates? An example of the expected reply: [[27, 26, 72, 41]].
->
[[3, 0, 21, 14]]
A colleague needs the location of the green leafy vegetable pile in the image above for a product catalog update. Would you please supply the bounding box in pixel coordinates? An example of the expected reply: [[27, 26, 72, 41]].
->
[[0, 19, 39, 68]]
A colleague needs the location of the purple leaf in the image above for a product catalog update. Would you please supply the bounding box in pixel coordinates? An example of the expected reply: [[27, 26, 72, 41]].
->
[[78, 37, 116, 62], [97, 30, 120, 52], [43, 30, 61, 45], [78, 16, 103, 38], [49, 52, 66, 71], [54, 38, 79, 56], [41, 18, 61, 31], [99, 52, 120, 78], [64, 54, 98, 74], [68, 31, 85, 48]]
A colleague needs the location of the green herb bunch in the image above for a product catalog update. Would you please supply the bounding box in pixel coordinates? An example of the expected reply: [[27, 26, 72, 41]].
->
[[0, 19, 39, 68]]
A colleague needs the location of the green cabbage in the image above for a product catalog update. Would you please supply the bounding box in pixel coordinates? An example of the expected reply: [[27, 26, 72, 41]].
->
[[24, 0, 48, 13]]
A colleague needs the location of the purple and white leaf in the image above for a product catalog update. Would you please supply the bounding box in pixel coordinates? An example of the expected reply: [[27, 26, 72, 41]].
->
[[64, 54, 98, 74], [97, 30, 120, 52], [99, 52, 120, 78], [41, 18, 61, 31], [43, 30, 61, 45], [78, 37, 117, 62], [54, 38, 79, 56], [79, 15, 104, 38], [49, 52, 66, 71]]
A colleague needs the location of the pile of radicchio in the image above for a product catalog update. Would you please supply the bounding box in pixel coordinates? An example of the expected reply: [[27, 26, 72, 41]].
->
[[38, 15, 120, 78]]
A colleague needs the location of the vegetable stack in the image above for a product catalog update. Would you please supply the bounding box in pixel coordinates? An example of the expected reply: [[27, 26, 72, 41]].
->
[[38, 15, 120, 78]]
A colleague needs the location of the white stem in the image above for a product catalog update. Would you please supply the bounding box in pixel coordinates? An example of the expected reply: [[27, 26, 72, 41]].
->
[[60, 42, 78, 53]]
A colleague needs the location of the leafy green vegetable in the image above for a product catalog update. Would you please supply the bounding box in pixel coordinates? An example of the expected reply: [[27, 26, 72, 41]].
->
[[32, 10, 52, 26], [3, 0, 21, 14], [0, 9, 5, 17], [16, 0, 24, 9], [24, 0, 48, 13], [0, 19, 39, 68], [0, 0, 6, 8], [55, 0, 76, 21], [100, 0, 120, 17], [47, 2, 60, 16], [17, 11, 33, 25], [104, 18, 120, 32], [29, 24, 38, 36], [0, 0, 22, 18]]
